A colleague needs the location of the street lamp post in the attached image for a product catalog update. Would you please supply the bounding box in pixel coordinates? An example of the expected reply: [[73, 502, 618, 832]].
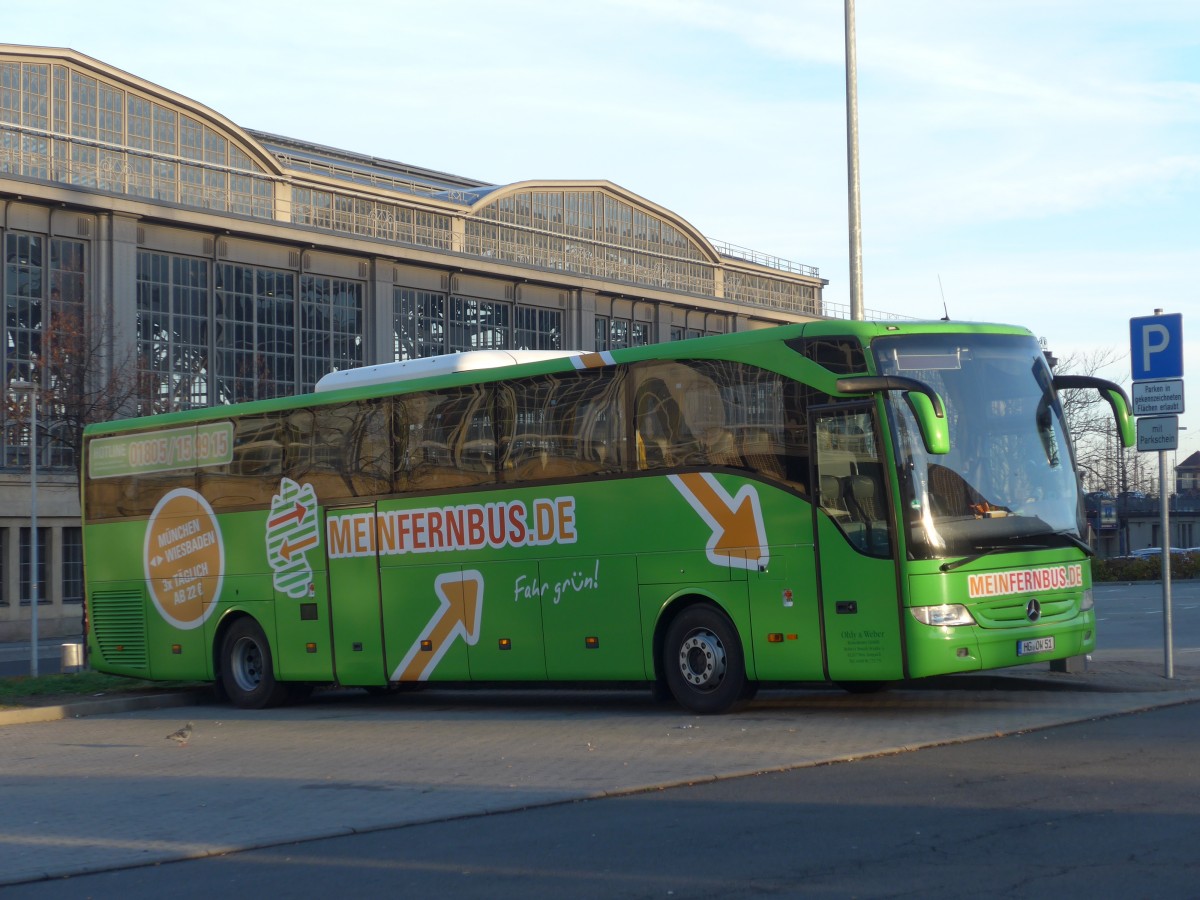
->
[[844, 0, 865, 321], [10, 379, 39, 677]]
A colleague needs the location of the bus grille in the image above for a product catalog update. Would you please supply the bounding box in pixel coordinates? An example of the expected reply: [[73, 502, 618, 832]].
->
[[974, 595, 1077, 627], [90, 591, 150, 671]]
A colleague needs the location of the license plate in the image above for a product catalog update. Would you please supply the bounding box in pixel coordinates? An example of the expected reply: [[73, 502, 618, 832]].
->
[[1017, 636, 1055, 656]]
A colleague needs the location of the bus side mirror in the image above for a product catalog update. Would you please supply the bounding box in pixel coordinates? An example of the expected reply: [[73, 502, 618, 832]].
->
[[903, 391, 950, 455], [1051, 375, 1135, 449], [835, 375, 950, 455], [1104, 388, 1136, 449]]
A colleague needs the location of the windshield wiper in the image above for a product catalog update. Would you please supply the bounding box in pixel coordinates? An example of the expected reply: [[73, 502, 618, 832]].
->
[[940, 544, 1044, 572], [940, 531, 1094, 572], [1053, 530, 1096, 557]]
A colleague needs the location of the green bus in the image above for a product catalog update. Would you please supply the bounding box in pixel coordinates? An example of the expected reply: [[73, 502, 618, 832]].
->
[[81, 321, 1133, 713]]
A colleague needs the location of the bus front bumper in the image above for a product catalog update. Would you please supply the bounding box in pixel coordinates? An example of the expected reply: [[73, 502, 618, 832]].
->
[[904, 608, 1097, 680]]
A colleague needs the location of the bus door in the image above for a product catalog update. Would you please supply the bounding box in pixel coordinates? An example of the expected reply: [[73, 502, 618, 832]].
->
[[811, 405, 905, 682], [324, 503, 387, 686]]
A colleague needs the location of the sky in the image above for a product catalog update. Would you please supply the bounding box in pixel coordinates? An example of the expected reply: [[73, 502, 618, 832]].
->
[[10, 0, 1200, 467]]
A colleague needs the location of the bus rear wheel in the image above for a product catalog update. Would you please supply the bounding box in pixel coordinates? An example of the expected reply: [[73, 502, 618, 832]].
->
[[220, 618, 288, 709], [663, 604, 749, 714]]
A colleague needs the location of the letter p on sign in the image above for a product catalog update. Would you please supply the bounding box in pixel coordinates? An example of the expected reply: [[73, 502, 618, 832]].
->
[[1130, 313, 1183, 381]]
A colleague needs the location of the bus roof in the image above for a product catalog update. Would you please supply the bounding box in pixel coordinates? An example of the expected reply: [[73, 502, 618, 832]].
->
[[314, 349, 583, 393]]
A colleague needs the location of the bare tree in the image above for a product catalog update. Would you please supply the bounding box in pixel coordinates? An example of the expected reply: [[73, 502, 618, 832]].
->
[[1053, 346, 1139, 495], [4, 306, 142, 474]]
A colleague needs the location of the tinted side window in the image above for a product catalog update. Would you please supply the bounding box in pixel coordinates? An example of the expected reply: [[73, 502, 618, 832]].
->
[[502, 368, 626, 482], [199, 413, 283, 511], [786, 336, 868, 374], [283, 401, 391, 503], [398, 385, 496, 492], [631, 359, 809, 494]]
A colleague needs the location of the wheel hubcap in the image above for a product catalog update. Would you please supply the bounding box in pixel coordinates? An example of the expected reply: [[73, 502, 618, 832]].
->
[[232, 638, 264, 692], [677, 629, 726, 690]]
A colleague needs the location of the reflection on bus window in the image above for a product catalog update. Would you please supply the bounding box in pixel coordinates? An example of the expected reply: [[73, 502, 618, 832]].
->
[[631, 359, 809, 493], [503, 368, 626, 481], [399, 386, 496, 492]]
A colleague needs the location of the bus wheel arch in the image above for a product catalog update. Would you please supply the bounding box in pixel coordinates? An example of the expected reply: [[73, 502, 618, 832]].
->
[[656, 597, 753, 714], [216, 614, 288, 709]]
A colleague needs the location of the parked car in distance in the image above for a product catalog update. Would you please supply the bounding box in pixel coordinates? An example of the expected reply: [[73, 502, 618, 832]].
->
[[1129, 547, 1194, 558]]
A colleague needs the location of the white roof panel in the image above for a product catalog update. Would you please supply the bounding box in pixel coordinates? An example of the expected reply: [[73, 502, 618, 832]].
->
[[314, 349, 581, 393]]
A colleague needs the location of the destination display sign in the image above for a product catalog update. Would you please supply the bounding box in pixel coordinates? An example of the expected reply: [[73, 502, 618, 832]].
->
[[88, 422, 234, 478]]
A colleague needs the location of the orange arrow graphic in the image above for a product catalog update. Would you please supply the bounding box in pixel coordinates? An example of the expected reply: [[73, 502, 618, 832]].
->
[[279, 533, 318, 562], [669, 473, 768, 570], [392, 570, 484, 682], [268, 500, 308, 529]]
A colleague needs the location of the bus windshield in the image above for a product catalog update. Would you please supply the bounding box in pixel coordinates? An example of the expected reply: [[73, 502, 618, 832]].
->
[[873, 332, 1083, 561]]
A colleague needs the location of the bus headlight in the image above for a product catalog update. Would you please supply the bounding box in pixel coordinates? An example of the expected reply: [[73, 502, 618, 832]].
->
[[1081, 588, 1094, 611], [910, 604, 976, 626]]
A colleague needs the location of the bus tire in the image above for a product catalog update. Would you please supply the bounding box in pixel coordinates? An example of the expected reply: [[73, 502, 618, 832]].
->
[[663, 604, 749, 714], [220, 618, 288, 709]]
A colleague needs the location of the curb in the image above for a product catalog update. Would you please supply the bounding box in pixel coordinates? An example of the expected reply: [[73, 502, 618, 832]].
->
[[0, 691, 206, 727]]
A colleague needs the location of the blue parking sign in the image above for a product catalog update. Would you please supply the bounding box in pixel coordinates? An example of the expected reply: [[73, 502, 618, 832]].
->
[[1130, 313, 1183, 381]]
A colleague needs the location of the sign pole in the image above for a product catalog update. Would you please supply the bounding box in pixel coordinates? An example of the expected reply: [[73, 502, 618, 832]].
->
[[1129, 309, 1183, 681], [1160, 450, 1173, 678]]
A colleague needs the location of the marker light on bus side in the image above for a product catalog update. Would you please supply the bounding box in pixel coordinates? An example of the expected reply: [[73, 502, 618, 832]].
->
[[910, 604, 977, 627]]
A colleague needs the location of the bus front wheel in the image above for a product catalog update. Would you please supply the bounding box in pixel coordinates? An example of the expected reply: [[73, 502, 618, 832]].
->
[[220, 618, 288, 709], [663, 604, 749, 714]]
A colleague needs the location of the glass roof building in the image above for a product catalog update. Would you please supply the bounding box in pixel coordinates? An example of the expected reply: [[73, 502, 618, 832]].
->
[[0, 43, 849, 640]]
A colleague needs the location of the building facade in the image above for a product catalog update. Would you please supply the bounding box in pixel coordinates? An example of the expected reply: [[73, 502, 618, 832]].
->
[[0, 44, 874, 641]]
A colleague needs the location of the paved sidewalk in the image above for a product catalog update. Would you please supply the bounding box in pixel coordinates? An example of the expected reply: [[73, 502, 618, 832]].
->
[[1, 638, 1196, 725]]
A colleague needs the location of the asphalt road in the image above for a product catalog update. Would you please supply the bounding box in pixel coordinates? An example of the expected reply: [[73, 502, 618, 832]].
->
[[6, 700, 1198, 899], [1093, 579, 1200, 656]]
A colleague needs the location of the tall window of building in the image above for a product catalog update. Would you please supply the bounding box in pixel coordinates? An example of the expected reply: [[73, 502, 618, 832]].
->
[[19, 527, 48, 606], [300, 275, 363, 388], [62, 526, 83, 603], [394, 287, 446, 359], [136, 250, 210, 413], [595, 315, 610, 351], [2, 233, 88, 469], [609, 317, 630, 350], [4, 232, 42, 384], [152, 105, 178, 202], [46, 237, 87, 468], [215, 264, 296, 403], [17, 63, 50, 179], [447, 297, 509, 353], [514, 306, 562, 351]]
